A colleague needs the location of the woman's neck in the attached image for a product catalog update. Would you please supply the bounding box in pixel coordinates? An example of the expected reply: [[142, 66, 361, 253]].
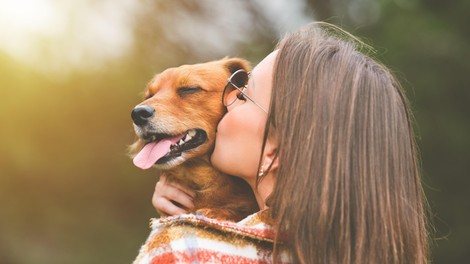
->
[[249, 173, 275, 210]]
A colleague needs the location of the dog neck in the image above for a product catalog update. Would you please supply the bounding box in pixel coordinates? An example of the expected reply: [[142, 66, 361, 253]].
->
[[162, 155, 222, 191]]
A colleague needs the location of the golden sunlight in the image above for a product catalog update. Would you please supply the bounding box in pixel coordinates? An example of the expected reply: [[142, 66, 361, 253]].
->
[[0, 0, 137, 73]]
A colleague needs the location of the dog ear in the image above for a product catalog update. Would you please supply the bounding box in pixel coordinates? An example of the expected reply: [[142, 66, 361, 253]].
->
[[224, 58, 251, 74]]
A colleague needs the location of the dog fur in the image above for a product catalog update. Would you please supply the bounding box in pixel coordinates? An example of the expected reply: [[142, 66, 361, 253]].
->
[[130, 58, 259, 221]]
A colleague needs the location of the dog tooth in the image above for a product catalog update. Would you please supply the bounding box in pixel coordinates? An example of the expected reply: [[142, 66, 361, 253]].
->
[[188, 130, 196, 137], [186, 135, 193, 141], [178, 139, 184, 145]]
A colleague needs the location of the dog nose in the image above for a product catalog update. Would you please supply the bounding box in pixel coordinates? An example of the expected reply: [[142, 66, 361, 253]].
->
[[131, 105, 155, 126]]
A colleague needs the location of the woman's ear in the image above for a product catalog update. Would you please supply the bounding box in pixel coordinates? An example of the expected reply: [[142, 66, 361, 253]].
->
[[263, 137, 278, 172]]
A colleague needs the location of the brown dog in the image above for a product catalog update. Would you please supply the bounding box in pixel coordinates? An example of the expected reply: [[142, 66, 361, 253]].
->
[[129, 58, 259, 221]]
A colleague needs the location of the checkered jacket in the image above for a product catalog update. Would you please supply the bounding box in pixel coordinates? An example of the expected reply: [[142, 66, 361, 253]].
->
[[133, 210, 291, 263]]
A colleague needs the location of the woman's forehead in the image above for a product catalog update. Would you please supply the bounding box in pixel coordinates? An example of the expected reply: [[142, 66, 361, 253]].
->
[[249, 50, 278, 92]]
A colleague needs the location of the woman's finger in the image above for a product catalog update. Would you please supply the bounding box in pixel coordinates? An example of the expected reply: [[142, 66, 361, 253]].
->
[[157, 181, 194, 209], [160, 175, 196, 199], [153, 196, 188, 216], [152, 176, 196, 216]]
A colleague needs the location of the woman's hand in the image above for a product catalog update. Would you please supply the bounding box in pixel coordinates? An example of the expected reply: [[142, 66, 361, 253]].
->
[[152, 175, 195, 216]]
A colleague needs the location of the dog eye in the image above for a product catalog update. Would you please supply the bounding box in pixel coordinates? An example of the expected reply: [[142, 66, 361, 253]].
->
[[178, 86, 203, 96]]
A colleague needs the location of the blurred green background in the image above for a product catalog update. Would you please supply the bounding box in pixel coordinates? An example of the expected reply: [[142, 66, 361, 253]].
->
[[1, 0, 468, 263]]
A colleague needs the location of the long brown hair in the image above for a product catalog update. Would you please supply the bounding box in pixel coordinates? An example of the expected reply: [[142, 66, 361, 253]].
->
[[265, 23, 430, 263]]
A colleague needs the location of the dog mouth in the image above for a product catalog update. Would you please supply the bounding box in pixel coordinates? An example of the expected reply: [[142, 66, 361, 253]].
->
[[133, 129, 207, 169]]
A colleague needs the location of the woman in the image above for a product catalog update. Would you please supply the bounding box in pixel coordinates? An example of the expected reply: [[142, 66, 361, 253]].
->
[[141, 23, 430, 263]]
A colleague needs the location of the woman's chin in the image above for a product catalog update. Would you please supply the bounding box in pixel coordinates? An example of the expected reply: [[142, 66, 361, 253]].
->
[[209, 149, 223, 171]]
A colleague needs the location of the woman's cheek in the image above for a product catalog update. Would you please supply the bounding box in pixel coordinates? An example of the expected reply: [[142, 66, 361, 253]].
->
[[211, 112, 243, 173], [211, 106, 265, 177]]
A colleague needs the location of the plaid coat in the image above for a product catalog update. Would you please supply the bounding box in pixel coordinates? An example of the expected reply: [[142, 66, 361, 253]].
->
[[133, 210, 291, 263]]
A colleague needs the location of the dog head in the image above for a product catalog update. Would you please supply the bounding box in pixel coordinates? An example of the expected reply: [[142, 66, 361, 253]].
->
[[130, 58, 250, 170]]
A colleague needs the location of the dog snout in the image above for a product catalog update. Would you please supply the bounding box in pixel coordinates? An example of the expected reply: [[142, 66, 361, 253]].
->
[[131, 105, 155, 126]]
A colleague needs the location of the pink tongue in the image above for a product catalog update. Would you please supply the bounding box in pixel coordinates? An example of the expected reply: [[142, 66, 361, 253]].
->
[[133, 134, 185, 170]]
